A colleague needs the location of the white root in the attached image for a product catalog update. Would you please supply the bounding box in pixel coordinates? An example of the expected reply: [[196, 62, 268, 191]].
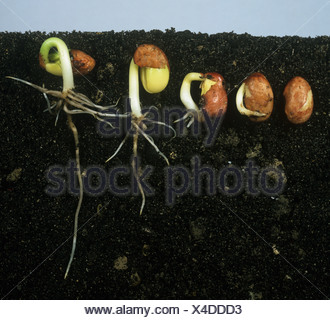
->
[[236, 82, 266, 117]]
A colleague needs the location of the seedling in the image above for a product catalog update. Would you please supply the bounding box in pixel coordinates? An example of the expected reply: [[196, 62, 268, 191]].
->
[[7, 37, 120, 279], [179, 72, 228, 127], [105, 44, 173, 214]]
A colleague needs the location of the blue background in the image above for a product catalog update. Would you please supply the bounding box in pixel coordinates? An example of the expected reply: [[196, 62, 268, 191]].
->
[[0, 0, 329, 36]]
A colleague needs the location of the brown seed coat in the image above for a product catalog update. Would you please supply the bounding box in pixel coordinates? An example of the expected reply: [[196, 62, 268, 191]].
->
[[283, 76, 313, 124], [201, 72, 228, 117], [70, 49, 96, 76], [244, 72, 274, 122], [133, 44, 169, 70]]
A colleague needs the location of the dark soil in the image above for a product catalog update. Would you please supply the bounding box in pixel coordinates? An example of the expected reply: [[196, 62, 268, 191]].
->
[[0, 30, 329, 299]]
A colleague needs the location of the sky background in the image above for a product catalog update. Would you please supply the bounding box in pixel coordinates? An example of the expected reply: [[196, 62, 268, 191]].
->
[[0, 0, 329, 37]]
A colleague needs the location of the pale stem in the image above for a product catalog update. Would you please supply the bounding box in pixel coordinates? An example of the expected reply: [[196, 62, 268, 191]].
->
[[180, 72, 203, 112], [40, 37, 74, 92], [129, 59, 142, 118]]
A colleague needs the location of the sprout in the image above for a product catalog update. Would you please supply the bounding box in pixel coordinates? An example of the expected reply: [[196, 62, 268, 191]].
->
[[8, 37, 116, 123], [7, 37, 118, 279], [236, 72, 273, 121], [105, 44, 172, 215], [179, 72, 228, 126], [180, 72, 203, 115], [128, 44, 170, 117]]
